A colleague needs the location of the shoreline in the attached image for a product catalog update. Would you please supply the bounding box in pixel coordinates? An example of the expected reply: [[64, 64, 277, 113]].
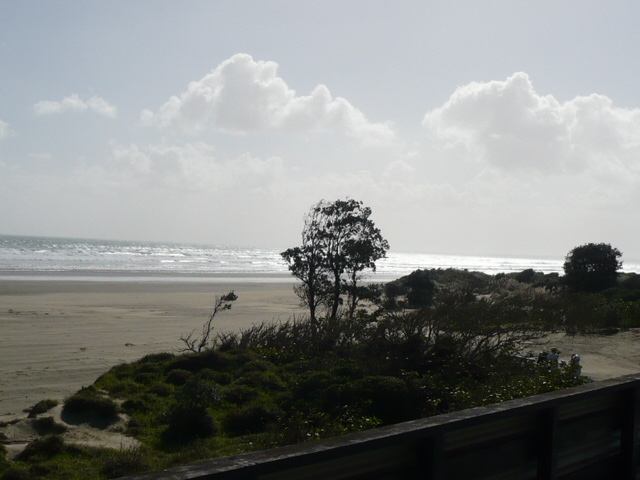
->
[[0, 270, 295, 283], [0, 278, 303, 419]]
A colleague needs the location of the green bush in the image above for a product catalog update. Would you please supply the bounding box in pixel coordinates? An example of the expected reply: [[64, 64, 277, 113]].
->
[[166, 350, 231, 373], [96, 375, 137, 396], [138, 352, 175, 364], [292, 371, 334, 402], [149, 383, 173, 397], [0, 467, 31, 480], [357, 376, 422, 424], [222, 400, 281, 436], [177, 378, 222, 409], [161, 405, 218, 444], [121, 399, 149, 414], [99, 446, 151, 478], [62, 387, 119, 422], [235, 371, 286, 391], [133, 372, 157, 384], [32, 416, 68, 435], [27, 399, 59, 418], [221, 384, 260, 405], [241, 358, 273, 373], [16, 435, 65, 461], [165, 369, 192, 386]]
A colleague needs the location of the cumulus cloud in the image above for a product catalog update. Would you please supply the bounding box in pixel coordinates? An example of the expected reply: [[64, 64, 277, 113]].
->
[[0, 119, 13, 140], [423, 72, 640, 178], [34, 94, 117, 117], [141, 53, 396, 146], [110, 142, 286, 192]]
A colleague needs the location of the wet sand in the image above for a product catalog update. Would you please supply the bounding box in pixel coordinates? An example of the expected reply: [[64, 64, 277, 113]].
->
[[0, 277, 302, 419]]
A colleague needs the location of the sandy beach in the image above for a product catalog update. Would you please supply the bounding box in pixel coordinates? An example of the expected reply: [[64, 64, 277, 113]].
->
[[0, 277, 303, 420], [2, 276, 640, 423]]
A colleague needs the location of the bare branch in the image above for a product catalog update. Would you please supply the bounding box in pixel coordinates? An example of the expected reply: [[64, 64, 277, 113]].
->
[[179, 291, 238, 353]]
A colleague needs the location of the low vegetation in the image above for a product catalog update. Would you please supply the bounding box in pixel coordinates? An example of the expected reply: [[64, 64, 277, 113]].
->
[[5, 266, 624, 479], [2, 229, 639, 478], [26, 400, 58, 419]]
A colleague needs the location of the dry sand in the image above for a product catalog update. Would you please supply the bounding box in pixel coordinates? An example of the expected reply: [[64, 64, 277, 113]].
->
[[526, 329, 640, 381], [0, 277, 303, 420]]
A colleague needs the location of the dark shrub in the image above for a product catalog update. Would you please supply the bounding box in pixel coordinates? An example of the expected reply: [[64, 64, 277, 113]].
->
[[134, 372, 157, 384], [177, 378, 222, 408], [405, 269, 436, 307], [293, 371, 333, 402], [357, 376, 420, 424], [32, 416, 68, 435], [563, 243, 622, 292], [161, 405, 218, 444], [222, 400, 281, 436], [166, 350, 231, 373], [137, 363, 162, 374], [197, 368, 218, 381], [0, 467, 31, 480], [221, 384, 260, 405], [62, 387, 119, 424], [621, 273, 640, 290], [241, 358, 273, 373], [149, 383, 173, 397], [322, 381, 359, 409], [16, 435, 65, 461], [165, 369, 192, 386], [122, 399, 148, 414], [138, 352, 174, 364], [515, 268, 536, 284], [100, 446, 150, 478], [27, 399, 59, 418], [210, 371, 233, 385], [107, 363, 137, 380], [235, 371, 286, 391], [105, 379, 136, 396], [323, 376, 419, 425]]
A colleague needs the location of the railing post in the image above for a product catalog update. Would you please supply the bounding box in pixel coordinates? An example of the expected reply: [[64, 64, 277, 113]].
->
[[424, 433, 444, 480], [619, 384, 639, 480], [537, 406, 558, 480]]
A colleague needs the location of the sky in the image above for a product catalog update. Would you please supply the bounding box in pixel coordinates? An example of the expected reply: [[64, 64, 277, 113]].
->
[[1, 1, 640, 261]]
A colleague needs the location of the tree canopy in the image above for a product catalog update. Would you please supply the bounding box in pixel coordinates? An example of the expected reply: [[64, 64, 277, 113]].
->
[[563, 243, 622, 292], [281, 199, 389, 321]]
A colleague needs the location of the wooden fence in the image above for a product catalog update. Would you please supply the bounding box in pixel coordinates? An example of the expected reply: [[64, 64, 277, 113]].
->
[[127, 374, 640, 480]]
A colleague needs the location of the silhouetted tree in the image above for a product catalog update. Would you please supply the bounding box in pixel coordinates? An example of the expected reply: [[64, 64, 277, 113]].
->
[[515, 268, 536, 284], [405, 269, 436, 308], [282, 199, 389, 321], [563, 243, 622, 292]]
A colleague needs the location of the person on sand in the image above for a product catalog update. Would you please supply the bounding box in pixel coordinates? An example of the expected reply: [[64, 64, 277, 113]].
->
[[538, 351, 549, 364], [547, 348, 559, 365], [569, 354, 582, 376]]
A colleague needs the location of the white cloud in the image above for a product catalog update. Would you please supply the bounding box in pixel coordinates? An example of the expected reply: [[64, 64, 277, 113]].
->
[[141, 53, 396, 146], [34, 94, 117, 117], [423, 72, 640, 178], [109, 142, 287, 193], [0, 119, 14, 140]]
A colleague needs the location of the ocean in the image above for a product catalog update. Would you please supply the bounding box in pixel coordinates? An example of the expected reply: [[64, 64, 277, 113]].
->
[[0, 234, 634, 282]]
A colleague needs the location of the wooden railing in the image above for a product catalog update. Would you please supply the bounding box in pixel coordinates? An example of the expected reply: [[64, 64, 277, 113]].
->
[[127, 375, 640, 480]]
